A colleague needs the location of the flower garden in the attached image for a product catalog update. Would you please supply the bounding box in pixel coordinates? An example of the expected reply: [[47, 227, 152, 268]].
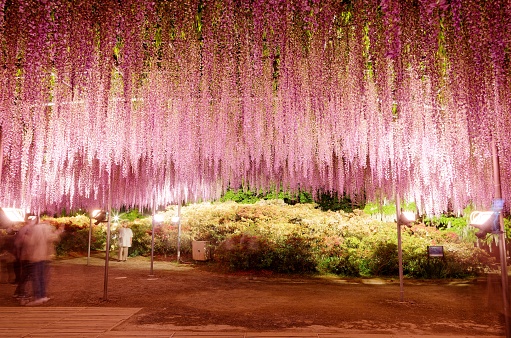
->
[[49, 195, 506, 279]]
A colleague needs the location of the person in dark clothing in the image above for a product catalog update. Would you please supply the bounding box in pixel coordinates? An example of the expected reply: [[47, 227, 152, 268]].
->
[[13, 216, 37, 304]]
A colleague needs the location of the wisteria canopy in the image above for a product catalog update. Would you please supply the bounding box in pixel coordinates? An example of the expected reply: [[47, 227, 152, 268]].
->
[[0, 0, 510, 215]]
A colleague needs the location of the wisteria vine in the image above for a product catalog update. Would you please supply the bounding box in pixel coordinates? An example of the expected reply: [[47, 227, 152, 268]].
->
[[0, 0, 510, 216]]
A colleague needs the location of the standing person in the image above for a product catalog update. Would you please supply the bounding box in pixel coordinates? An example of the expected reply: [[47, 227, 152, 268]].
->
[[25, 220, 63, 306], [118, 223, 133, 262]]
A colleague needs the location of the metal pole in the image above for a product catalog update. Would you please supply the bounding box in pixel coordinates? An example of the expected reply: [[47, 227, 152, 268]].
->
[[87, 216, 92, 266], [150, 191, 155, 276], [492, 138, 510, 337], [0, 126, 3, 186], [396, 193, 404, 302], [103, 173, 112, 301], [177, 201, 182, 263]]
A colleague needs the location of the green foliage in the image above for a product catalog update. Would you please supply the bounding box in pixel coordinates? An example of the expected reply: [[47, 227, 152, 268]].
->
[[47, 215, 106, 256], [423, 214, 475, 242], [215, 233, 273, 271], [214, 232, 317, 273], [128, 220, 151, 256], [120, 209, 146, 221], [269, 234, 317, 273], [363, 201, 417, 216], [315, 191, 355, 212], [424, 214, 467, 230], [401, 225, 494, 278], [505, 217, 511, 238], [363, 202, 395, 216], [153, 224, 179, 256], [270, 190, 313, 204], [49, 200, 496, 279], [220, 188, 314, 205], [424, 213, 511, 244], [219, 189, 260, 204], [368, 242, 399, 276], [316, 235, 360, 276]]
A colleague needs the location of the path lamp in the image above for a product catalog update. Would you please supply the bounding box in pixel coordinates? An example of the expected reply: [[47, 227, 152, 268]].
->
[[102, 174, 113, 301], [395, 201, 415, 303], [491, 138, 509, 338], [150, 213, 164, 277], [0, 127, 2, 192], [2, 208, 25, 222], [469, 210, 499, 239], [172, 212, 181, 263], [88, 209, 107, 266], [467, 138, 509, 337], [469, 198, 508, 336]]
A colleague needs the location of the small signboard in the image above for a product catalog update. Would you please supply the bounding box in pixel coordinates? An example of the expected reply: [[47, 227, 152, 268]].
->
[[428, 245, 444, 257]]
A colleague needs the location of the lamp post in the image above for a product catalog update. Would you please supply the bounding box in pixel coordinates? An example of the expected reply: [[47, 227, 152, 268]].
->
[[395, 196, 404, 302], [88, 209, 105, 266], [468, 138, 509, 337], [395, 194, 415, 303], [174, 201, 182, 263], [103, 174, 112, 301], [0, 126, 3, 187], [103, 210, 111, 300], [87, 215, 92, 266], [491, 138, 510, 337], [150, 213, 164, 277]]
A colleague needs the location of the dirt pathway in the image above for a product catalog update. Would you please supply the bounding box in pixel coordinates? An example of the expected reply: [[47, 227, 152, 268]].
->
[[0, 256, 506, 336]]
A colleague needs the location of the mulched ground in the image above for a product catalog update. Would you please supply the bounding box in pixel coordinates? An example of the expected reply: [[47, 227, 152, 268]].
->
[[0, 253, 507, 336]]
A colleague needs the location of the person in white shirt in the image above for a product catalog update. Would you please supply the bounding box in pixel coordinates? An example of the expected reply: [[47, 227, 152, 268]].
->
[[118, 223, 133, 262]]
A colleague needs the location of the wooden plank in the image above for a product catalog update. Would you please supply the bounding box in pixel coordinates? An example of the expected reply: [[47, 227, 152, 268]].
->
[[21, 334, 100, 338], [245, 333, 318, 338], [0, 307, 140, 337], [171, 333, 246, 338], [100, 332, 173, 337]]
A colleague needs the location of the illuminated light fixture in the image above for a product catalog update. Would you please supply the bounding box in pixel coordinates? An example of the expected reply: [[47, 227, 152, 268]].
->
[[171, 216, 180, 223], [469, 198, 504, 239], [26, 214, 37, 221], [398, 211, 416, 227], [92, 209, 108, 225], [153, 214, 164, 223], [2, 208, 26, 222], [469, 211, 499, 239], [0, 208, 26, 228]]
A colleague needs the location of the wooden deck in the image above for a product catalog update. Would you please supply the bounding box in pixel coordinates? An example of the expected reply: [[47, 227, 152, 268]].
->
[[0, 307, 141, 338], [0, 307, 504, 338]]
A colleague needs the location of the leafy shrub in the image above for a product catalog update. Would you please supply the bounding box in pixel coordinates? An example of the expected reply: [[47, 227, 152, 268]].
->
[[153, 224, 178, 256], [128, 220, 151, 256], [316, 236, 360, 276], [368, 242, 399, 276], [315, 191, 355, 212], [46, 201, 502, 278], [47, 216, 106, 256], [269, 234, 317, 273], [219, 189, 260, 204], [214, 233, 273, 270]]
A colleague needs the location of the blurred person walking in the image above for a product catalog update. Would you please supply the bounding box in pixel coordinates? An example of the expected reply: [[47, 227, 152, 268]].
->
[[13, 215, 37, 303], [118, 223, 133, 262], [25, 219, 63, 306]]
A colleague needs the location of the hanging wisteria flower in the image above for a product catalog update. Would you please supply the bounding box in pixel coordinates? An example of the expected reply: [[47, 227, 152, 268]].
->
[[0, 0, 509, 215]]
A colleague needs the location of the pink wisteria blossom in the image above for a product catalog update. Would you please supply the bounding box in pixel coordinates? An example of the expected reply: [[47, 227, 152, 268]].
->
[[0, 0, 510, 215]]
